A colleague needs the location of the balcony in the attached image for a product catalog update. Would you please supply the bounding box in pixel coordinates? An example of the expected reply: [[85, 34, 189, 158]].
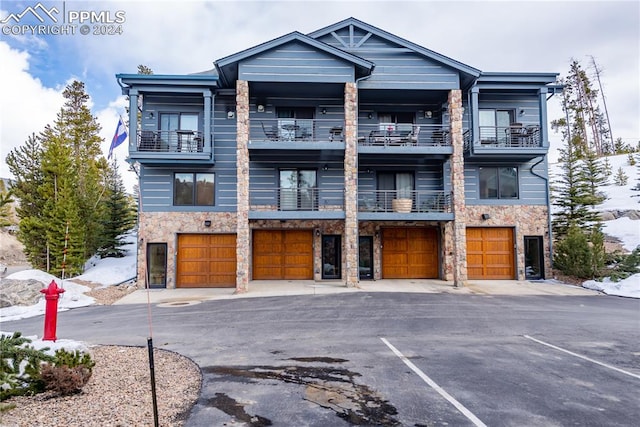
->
[[357, 124, 454, 155], [249, 119, 345, 151], [357, 190, 453, 221], [466, 124, 547, 159], [129, 130, 211, 164], [249, 187, 345, 220]]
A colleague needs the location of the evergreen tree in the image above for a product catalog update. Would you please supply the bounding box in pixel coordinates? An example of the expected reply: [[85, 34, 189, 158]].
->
[[6, 81, 109, 273], [55, 81, 107, 260], [97, 158, 137, 258], [0, 181, 14, 227], [5, 134, 48, 267], [613, 167, 628, 186], [39, 124, 86, 275], [579, 150, 608, 230], [602, 156, 612, 184], [551, 137, 593, 239], [627, 153, 636, 166]]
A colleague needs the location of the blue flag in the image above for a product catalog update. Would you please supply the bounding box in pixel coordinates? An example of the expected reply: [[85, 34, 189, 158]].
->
[[108, 117, 128, 159]]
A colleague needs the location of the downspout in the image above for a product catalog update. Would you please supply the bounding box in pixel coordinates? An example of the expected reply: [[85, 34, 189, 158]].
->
[[530, 156, 553, 275]]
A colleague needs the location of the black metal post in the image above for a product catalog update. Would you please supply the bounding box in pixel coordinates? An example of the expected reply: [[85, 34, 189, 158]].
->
[[147, 337, 159, 427]]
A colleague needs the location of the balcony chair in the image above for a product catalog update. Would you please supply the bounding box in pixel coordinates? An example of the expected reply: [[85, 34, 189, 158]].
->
[[139, 130, 158, 151], [261, 121, 279, 141], [406, 126, 420, 145]]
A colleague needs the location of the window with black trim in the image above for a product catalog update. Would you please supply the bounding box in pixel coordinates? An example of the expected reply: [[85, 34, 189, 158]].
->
[[479, 167, 518, 199], [174, 173, 215, 206]]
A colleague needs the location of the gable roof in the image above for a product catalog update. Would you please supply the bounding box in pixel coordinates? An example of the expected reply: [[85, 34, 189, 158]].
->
[[215, 31, 375, 87], [308, 17, 481, 85]]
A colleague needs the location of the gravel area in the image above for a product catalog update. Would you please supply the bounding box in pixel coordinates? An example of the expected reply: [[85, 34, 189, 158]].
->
[[1, 345, 202, 427]]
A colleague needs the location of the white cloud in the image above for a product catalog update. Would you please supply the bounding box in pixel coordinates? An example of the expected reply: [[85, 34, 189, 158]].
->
[[0, 42, 64, 177]]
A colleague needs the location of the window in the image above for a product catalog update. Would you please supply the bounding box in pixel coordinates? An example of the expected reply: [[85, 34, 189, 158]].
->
[[160, 113, 199, 149], [479, 167, 518, 199], [479, 109, 514, 143], [377, 172, 414, 210], [279, 169, 317, 210], [174, 173, 215, 206]]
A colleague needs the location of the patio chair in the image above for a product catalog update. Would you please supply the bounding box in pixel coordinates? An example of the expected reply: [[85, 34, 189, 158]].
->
[[261, 122, 279, 141]]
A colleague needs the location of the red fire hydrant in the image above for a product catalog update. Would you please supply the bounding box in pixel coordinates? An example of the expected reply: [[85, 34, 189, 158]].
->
[[41, 280, 65, 341]]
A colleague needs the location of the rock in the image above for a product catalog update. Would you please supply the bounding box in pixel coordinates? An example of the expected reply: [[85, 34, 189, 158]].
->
[[625, 210, 640, 220], [599, 209, 640, 221], [0, 278, 44, 307], [599, 211, 616, 221]]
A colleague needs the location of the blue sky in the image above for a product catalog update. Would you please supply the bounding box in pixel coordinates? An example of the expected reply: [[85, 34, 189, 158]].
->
[[1, 0, 639, 191]]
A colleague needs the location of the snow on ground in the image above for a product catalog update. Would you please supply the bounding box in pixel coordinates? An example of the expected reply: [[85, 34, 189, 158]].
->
[[0, 232, 137, 322], [0, 331, 89, 355], [583, 276, 640, 299]]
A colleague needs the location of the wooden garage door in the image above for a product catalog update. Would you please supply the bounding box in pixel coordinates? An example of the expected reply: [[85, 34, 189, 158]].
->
[[253, 230, 313, 280], [382, 228, 438, 279], [466, 228, 515, 279], [177, 234, 236, 288]]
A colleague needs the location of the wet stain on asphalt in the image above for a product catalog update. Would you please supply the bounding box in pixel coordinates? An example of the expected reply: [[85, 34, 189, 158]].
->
[[202, 364, 400, 425], [204, 392, 272, 426], [287, 356, 349, 363]]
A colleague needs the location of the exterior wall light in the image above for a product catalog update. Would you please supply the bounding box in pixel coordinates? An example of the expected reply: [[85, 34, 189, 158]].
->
[[204, 220, 212, 227], [257, 104, 265, 113], [425, 111, 432, 118], [481, 213, 491, 220], [227, 109, 235, 119]]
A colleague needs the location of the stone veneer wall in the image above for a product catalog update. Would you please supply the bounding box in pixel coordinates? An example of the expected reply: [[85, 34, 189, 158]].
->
[[465, 205, 550, 280], [448, 89, 467, 286], [343, 82, 359, 287], [137, 212, 237, 289], [236, 80, 250, 292]]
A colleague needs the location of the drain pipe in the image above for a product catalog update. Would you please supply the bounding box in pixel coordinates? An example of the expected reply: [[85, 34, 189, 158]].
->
[[530, 156, 553, 271]]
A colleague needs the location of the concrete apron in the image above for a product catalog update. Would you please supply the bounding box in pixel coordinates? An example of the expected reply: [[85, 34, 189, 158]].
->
[[112, 279, 601, 306]]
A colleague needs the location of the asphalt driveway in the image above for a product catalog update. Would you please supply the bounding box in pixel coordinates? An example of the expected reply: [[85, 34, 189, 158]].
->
[[4, 292, 639, 426]]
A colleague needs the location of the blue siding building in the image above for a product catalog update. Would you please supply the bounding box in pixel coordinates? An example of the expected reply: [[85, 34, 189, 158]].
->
[[116, 18, 559, 290]]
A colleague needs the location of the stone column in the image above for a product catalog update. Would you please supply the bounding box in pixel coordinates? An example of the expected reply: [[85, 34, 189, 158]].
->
[[449, 89, 467, 287], [236, 80, 250, 292], [344, 82, 359, 287]]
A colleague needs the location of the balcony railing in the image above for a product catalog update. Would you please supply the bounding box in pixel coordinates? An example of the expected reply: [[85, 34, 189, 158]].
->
[[251, 119, 344, 144], [358, 190, 451, 213], [250, 188, 345, 211], [137, 130, 204, 153], [479, 125, 540, 147], [358, 124, 451, 147]]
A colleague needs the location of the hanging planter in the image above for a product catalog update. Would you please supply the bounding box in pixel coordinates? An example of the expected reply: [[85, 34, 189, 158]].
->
[[392, 198, 412, 213]]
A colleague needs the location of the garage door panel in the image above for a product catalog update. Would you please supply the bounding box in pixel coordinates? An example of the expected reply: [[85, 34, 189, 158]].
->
[[253, 230, 313, 280], [466, 228, 514, 280], [177, 234, 237, 288], [382, 228, 438, 279]]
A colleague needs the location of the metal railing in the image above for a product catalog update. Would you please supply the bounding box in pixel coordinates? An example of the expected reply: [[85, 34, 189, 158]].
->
[[478, 125, 540, 147], [358, 190, 451, 213], [137, 130, 205, 153], [250, 188, 345, 211], [357, 123, 452, 147], [251, 119, 344, 143]]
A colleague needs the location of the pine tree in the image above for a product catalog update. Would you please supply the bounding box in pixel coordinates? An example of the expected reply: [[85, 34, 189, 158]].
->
[[5, 134, 48, 267], [0, 181, 13, 227], [39, 125, 86, 275], [551, 137, 593, 239], [602, 156, 612, 184], [6, 81, 109, 273], [579, 150, 608, 231], [55, 81, 107, 260], [628, 153, 636, 166], [613, 167, 628, 186], [97, 158, 137, 258]]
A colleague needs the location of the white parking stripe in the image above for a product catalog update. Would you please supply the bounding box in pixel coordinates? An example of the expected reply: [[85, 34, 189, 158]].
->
[[524, 335, 640, 380], [380, 337, 488, 427]]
